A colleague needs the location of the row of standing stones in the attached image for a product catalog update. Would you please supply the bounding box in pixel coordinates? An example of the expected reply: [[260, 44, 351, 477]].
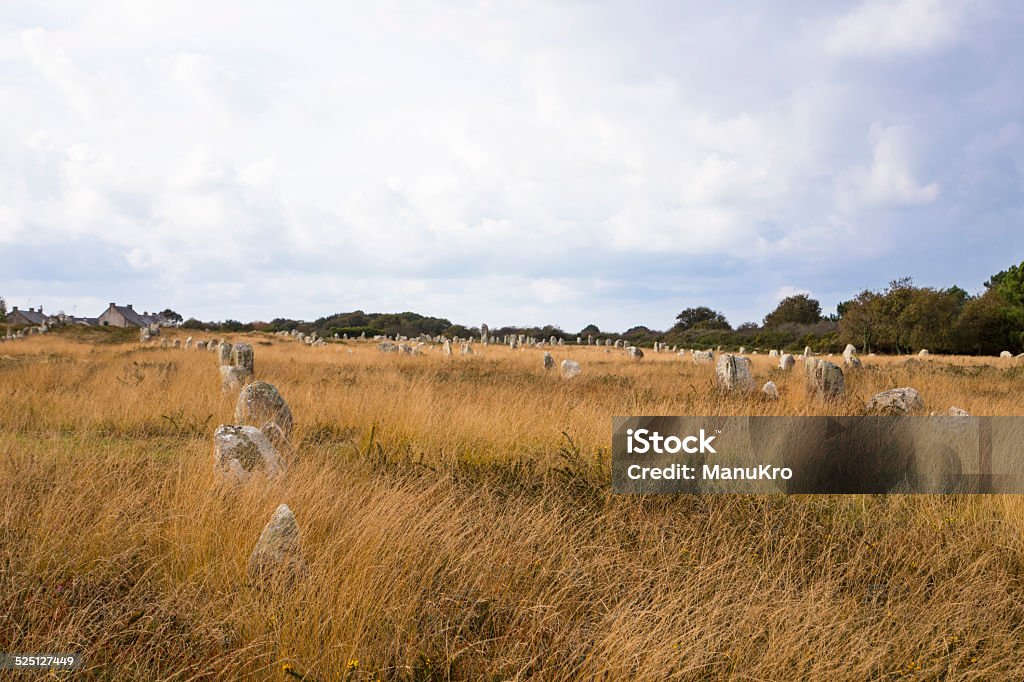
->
[[136, 331, 993, 589], [203, 342, 305, 592]]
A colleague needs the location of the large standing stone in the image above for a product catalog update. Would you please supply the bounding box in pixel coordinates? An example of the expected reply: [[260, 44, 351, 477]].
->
[[231, 343, 254, 373], [626, 346, 644, 361], [805, 359, 845, 400], [779, 354, 795, 370], [218, 341, 233, 366], [442, 339, 452, 356], [560, 359, 581, 379], [866, 388, 924, 415], [543, 352, 555, 370], [715, 354, 754, 393], [248, 504, 305, 588], [235, 381, 293, 441], [213, 424, 284, 482]]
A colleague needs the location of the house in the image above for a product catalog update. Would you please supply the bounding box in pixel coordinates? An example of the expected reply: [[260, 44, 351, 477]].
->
[[97, 303, 161, 328], [6, 306, 50, 326]]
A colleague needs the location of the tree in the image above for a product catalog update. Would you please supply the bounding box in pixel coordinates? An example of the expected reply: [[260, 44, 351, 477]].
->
[[0, 296, 6, 322], [160, 308, 183, 323], [673, 306, 730, 331], [737, 322, 759, 332], [954, 290, 1021, 355], [838, 289, 883, 353], [579, 324, 601, 334], [763, 294, 822, 327]]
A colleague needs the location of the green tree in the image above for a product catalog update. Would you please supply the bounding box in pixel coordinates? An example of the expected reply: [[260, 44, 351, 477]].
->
[[673, 306, 730, 331], [763, 294, 822, 327], [0, 296, 6, 322], [160, 308, 183, 323], [579, 323, 601, 334], [838, 289, 883, 353]]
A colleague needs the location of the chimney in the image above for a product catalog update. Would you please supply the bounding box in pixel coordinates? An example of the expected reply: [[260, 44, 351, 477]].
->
[[127, 304, 133, 310], [109, 302, 116, 308], [29, 307, 35, 313], [11, 306, 17, 312]]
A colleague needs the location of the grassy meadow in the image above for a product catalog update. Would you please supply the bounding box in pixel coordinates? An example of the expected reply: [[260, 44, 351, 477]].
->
[[2, 328, 1024, 680]]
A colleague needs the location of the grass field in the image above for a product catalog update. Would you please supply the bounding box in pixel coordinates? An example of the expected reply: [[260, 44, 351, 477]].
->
[[2, 329, 1024, 680]]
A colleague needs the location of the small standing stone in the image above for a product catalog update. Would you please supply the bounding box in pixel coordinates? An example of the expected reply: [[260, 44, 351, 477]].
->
[[248, 504, 305, 589], [626, 346, 644, 361], [560, 359, 581, 379], [218, 341, 233, 366], [866, 388, 924, 415], [213, 424, 284, 482], [805, 359, 845, 400], [762, 381, 779, 400], [543, 352, 555, 370]]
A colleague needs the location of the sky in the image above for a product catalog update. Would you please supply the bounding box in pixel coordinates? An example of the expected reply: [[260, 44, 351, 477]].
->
[[1, 0, 1022, 332]]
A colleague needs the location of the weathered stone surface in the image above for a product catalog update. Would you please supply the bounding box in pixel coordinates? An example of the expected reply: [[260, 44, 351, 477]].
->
[[377, 341, 398, 353], [715, 353, 754, 393], [560, 359, 581, 379], [803, 346, 811, 358], [918, 349, 929, 357], [460, 342, 473, 355], [867, 388, 924, 415], [196, 340, 207, 350], [217, 341, 233, 366], [692, 350, 714, 364], [779, 354, 795, 370], [442, 340, 452, 356], [172, 339, 181, 348], [213, 424, 283, 482], [235, 381, 293, 440], [543, 352, 555, 370], [844, 355, 862, 368], [843, 344, 857, 358], [231, 343, 254, 373], [948, 406, 970, 417], [220, 365, 253, 391], [769, 349, 779, 358], [738, 346, 746, 355], [248, 504, 305, 588], [185, 336, 194, 349], [626, 346, 644, 361], [805, 359, 845, 400], [762, 381, 779, 400], [1000, 351, 1013, 358]]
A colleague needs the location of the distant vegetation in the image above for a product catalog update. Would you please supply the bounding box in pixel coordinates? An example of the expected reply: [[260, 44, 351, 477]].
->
[[173, 259, 1024, 355]]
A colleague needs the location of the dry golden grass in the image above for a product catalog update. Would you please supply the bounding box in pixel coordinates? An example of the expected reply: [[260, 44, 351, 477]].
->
[[2, 329, 1024, 679]]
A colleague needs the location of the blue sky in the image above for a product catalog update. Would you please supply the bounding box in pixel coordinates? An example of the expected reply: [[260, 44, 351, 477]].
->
[[1, 1, 1022, 331]]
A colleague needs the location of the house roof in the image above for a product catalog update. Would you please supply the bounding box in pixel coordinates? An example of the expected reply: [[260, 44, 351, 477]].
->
[[10, 308, 49, 324], [108, 304, 154, 327]]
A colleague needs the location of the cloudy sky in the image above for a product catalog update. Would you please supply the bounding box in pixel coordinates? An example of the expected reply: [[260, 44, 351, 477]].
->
[[1, 1, 1022, 331]]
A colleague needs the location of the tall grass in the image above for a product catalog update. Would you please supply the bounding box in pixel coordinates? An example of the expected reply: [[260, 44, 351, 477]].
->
[[1, 332, 1023, 679]]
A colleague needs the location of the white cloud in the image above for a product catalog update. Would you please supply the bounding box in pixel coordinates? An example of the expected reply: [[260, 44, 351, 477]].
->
[[826, 0, 961, 56], [838, 124, 940, 209]]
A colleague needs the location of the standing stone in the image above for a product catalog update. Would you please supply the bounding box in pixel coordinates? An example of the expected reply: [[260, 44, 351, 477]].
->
[[185, 336, 194, 349], [140, 328, 151, 343], [560, 359, 581, 379], [738, 346, 746, 355], [768, 349, 779, 358], [626, 346, 644, 361], [918, 349, 929, 357], [213, 424, 284, 482], [762, 381, 780, 400], [231, 343, 255, 373], [805, 359, 845, 400], [235, 381, 293, 441], [803, 346, 811, 358], [948, 406, 971, 417], [543, 352, 555, 370], [866, 388, 924, 415], [779, 354, 795, 370], [248, 504, 305, 588], [587, 335, 593, 346], [1000, 351, 1012, 358], [172, 339, 181, 348], [218, 341, 233, 366], [460, 342, 473, 355], [693, 350, 714, 364], [442, 339, 452, 356], [715, 354, 754, 393], [221, 365, 254, 391], [196, 340, 207, 350], [481, 324, 489, 344]]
